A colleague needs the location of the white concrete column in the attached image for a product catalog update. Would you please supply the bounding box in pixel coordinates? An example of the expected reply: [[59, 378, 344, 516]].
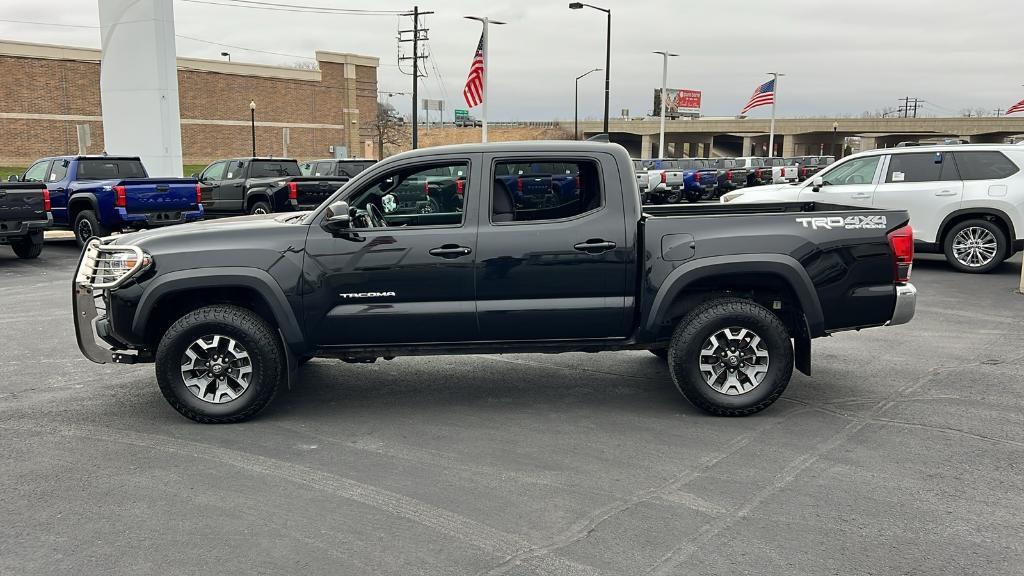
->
[[98, 0, 183, 177], [640, 134, 652, 160], [742, 136, 752, 156], [781, 136, 795, 158]]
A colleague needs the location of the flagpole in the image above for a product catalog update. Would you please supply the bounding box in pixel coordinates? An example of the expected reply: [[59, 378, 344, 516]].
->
[[465, 16, 505, 144], [766, 71, 784, 156]]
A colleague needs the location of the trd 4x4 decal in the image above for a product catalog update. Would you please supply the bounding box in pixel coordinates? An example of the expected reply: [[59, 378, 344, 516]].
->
[[795, 215, 887, 230]]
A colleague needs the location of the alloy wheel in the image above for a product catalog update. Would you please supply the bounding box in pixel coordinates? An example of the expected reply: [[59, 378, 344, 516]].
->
[[77, 218, 93, 240], [952, 226, 998, 268], [179, 334, 253, 404], [698, 327, 770, 395]]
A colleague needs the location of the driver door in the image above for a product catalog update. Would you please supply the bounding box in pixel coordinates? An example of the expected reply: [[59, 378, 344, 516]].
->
[[197, 160, 227, 213], [303, 157, 479, 346], [797, 154, 882, 207]]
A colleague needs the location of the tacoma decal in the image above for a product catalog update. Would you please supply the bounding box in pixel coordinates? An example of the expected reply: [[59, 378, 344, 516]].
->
[[795, 215, 887, 230], [339, 291, 397, 299]]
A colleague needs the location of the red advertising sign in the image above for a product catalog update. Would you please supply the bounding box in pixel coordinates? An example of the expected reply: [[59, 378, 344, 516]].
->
[[675, 89, 701, 111]]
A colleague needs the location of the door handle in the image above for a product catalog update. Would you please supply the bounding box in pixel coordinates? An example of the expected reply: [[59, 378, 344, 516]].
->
[[850, 192, 871, 199], [935, 190, 957, 196], [52, 187, 65, 192], [574, 239, 617, 254], [428, 244, 472, 258]]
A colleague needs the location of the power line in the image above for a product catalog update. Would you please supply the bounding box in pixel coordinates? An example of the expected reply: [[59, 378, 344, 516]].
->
[[208, 0, 404, 14], [176, 34, 315, 61], [180, 0, 403, 16], [0, 18, 98, 29]]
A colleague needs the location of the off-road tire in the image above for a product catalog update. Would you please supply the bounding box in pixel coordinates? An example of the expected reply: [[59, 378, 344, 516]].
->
[[668, 298, 793, 416], [74, 210, 111, 247], [248, 201, 272, 215], [10, 232, 42, 259], [155, 305, 283, 423]]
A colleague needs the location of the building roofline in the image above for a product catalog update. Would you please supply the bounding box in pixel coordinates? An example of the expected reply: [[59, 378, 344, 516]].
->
[[0, 38, 377, 82]]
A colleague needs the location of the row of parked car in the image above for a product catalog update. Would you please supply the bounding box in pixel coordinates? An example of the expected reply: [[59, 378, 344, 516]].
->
[[634, 155, 835, 204], [0, 155, 378, 259]]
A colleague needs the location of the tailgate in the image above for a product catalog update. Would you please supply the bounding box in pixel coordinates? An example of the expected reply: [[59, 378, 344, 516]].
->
[[664, 171, 685, 187], [0, 183, 48, 222], [293, 177, 347, 206], [122, 179, 198, 212]]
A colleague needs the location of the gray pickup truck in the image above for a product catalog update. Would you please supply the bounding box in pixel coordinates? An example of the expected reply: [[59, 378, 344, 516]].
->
[[74, 140, 916, 423], [1, 180, 51, 259]]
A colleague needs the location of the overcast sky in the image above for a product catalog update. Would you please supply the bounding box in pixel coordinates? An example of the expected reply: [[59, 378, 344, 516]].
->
[[2, 0, 1021, 121]]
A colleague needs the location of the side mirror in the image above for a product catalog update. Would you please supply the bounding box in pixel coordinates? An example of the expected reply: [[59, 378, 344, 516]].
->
[[190, 173, 199, 179], [7, 174, 18, 182], [323, 201, 351, 230], [811, 176, 823, 191]]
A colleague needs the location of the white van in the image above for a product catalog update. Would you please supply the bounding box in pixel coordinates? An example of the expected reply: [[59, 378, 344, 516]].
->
[[722, 145, 1024, 273]]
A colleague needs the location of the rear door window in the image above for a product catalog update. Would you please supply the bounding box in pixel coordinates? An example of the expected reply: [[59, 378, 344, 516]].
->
[[49, 159, 69, 182], [885, 152, 957, 183], [952, 151, 1019, 180], [314, 162, 334, 177], [491, 159, 601, 223]]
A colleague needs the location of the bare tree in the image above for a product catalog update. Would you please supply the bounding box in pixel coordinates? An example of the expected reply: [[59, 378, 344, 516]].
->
[[366, 101, 407, 159], [288, 60, 320, 71]]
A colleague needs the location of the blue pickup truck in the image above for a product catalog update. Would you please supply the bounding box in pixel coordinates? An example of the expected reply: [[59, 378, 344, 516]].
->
[[17, 156, 202, 245]]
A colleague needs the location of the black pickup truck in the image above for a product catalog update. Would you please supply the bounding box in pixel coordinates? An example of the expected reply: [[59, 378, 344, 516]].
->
[[194, 157, 349, 216], [73, 141, 917, 423], [1, 180, 51, 259]]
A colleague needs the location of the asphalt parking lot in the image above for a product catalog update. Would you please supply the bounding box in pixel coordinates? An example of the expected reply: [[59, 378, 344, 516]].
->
[[1, 240, 1022, 576]]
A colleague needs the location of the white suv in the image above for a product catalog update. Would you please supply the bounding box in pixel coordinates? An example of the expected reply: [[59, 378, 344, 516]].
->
[[722, 144, 1024, 273]]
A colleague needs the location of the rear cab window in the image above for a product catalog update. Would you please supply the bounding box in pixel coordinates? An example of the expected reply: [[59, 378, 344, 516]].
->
[[250, 161, 301, 178], [77, 158, 147, 180], [491, 159, 602, 223]]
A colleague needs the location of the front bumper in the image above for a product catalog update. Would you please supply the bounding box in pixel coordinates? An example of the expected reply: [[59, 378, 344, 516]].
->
[[72, 240, 149, 365], [888, 283, 917, 326]]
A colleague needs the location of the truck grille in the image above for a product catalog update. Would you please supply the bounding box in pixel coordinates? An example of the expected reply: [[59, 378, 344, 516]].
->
[[75, 240, 149, 290]]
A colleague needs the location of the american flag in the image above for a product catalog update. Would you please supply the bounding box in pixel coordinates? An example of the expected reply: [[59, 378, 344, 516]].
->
[[740, 79, 775, 115], [463, 32, 485, 108], [1007, 97, 1024, 115]]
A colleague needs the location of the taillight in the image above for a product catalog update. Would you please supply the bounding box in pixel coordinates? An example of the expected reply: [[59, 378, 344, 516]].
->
[[195, 183, 202, 204], [887, 225, 914, 282], [660, 172, 666, 184], [726, 170, 733, 181], [455, 180, 464, 196], [695, 171, 702, 183], [114, 185, 126, 208], [517, 177, 523, 192], [755, 168, 762, 178], [288, 181, 298, 200], [42, 189, 51, 212], [801, 167, 808, 179], [575, 175, 580, 188]]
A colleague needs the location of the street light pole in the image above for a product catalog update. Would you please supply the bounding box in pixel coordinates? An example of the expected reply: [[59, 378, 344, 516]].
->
[[569, 3, 611, 133], [653, 50, 678, 158], [221, 51, 231, 62], [574, 68, 601, 140], [249, 100, 256, 157], [766, 71, 784, 156], [465, 15, 506, 143], [832, 120, 839, 158]]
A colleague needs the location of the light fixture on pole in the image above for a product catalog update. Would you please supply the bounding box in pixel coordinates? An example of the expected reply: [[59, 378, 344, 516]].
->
[[465, 15, 506, 143], [653, 50, 678, 158], [220, 51, 231, 62], [832, 120, 839, 158], [249, 100, 256, 157], [575, 68, 601, 140], [766, 71, 784, 156], [569, 3, 611, 134]]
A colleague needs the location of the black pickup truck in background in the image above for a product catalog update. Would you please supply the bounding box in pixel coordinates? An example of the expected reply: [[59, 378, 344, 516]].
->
[[300, 158, 377, 179], [1, 181, 51, 259], [74, 141, 917, 423], [194, 157, 349, 216]]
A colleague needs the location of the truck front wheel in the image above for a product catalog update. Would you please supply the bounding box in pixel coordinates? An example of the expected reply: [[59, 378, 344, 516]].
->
[[73, 210, 111, 247], [667, 298, 793, 416], [155, 305, 283, 423]]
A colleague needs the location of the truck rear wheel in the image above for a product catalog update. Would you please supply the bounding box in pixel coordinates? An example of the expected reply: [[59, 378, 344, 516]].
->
[[667, 298, 793, 416], [73, 210, 111, 247], [249, 201, 272, 215], [10, 231, 43, 259], [155, 305, 283, 423]]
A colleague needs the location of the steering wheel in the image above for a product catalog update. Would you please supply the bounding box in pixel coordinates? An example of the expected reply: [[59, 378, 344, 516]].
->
[[366, 202, 387, 228]]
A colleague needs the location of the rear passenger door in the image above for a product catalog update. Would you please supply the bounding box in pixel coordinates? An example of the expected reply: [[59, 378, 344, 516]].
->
[[872, 151, 962, 243], [475, 154, 631, 340]]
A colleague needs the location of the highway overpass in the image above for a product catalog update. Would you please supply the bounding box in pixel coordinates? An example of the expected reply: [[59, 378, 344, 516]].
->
[[576, 116, 1024, 158]]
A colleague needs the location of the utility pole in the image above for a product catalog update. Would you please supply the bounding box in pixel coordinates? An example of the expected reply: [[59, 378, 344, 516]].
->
[[399, 6, 433, 149], [766, 72, 784, 157], [994, 108, 1004, 117]]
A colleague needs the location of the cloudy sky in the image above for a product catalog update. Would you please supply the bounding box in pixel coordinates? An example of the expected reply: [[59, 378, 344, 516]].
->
[[1, 0, 1021, 121]]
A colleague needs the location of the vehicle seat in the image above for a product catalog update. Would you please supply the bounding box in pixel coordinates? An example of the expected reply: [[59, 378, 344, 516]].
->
[[492, 179, 516, 222]]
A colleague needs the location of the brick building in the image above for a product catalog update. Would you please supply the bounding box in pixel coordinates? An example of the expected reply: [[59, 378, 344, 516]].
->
[[0, 39, 379, 167]]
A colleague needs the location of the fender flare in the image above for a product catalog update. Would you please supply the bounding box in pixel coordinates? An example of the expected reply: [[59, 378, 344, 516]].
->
[[937, 207, 1017, 245], [646, 253, 826, 338], [67, 192, 99, 220], [245, 189, 273, 211], [131, 267, 306, 350]]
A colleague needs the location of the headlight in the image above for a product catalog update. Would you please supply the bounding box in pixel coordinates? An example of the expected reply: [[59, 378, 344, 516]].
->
[[77, 240, 151, 290], [720, 192, 743, 203]]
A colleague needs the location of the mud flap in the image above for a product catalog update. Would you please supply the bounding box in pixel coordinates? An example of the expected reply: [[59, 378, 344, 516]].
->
[[279, 328, 296, 390], [794, 319, 812, 376]]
